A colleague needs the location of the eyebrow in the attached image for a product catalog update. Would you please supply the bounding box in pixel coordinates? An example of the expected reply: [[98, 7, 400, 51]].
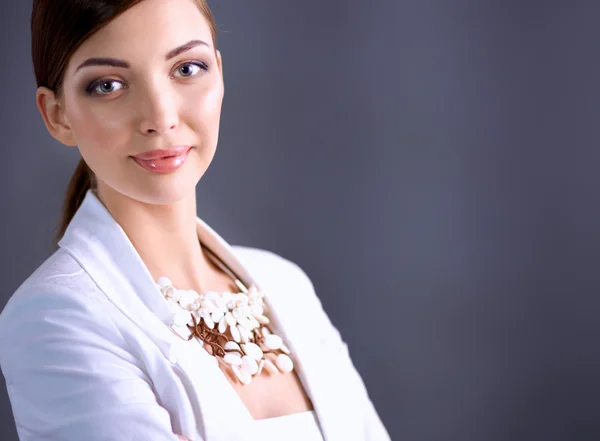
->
[[75, 39, 210, 72]]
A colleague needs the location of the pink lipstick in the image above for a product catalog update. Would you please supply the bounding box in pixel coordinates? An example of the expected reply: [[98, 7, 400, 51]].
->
[[131, 145, 192, 173]]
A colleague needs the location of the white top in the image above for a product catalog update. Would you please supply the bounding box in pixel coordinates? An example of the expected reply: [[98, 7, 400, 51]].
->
[[255, 411, 324, 441], [0, 189, 391, 441]]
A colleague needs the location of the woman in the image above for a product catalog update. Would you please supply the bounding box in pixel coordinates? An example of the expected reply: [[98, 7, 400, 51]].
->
[[0, 0, 390, 440]]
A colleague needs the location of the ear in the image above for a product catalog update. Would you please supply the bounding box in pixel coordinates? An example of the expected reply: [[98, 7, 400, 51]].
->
[[36, 86, 77, 147], [216, 49, 224, 80]]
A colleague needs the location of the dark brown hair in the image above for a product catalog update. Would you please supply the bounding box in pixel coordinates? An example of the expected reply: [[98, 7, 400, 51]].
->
[[30, 0, 218, 245]]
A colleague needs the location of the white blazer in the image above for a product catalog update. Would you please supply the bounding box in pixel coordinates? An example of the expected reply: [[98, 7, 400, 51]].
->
[[0, 190, 390, 441]]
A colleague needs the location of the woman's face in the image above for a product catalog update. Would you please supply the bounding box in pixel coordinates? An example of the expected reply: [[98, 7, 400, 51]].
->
[[55, 0, 223, 205]]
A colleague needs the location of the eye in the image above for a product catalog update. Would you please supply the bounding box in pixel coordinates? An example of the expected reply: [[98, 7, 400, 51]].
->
[[173, 61, 208, 78], [86, 79, 125, 96]]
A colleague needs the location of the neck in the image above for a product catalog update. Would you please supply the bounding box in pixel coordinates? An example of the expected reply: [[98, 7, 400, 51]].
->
[[95, 183, 212, 293]]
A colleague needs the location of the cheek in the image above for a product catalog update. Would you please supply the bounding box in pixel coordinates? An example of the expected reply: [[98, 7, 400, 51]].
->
[[202, 81, 224, 115], [66, 99, 130, 152], [184, 83, 224, 135]]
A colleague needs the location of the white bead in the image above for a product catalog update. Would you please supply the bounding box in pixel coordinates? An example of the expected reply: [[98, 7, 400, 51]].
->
[[241, 356, 259, 375], [264, 334, 283, 351], [215, 297, 227, 309], [237, 316, 254, 331], [251, 304, 264, 316], [224, 353, 242, 366], [203, 315, 214, 329], [263, 359, 279, 375], [276, 354, 294, 373], [241, 304, 251, 316], [230, 324, 241, 343], [162, 286, 175, 298], [224, 341, 241, 352], [248, 316, 260, 329], [232, 365, 252, 385], [241, 342, 263, 361], [191, 298, 202, 310], [255, 315, 270, 325], [279, 343, 291, 355], [166, 297, 179, 311], [205, 291, 219, 301], [248, 285, 259, 297], [238, 325, 249, 344], [218, 317, 228, 334], [256, 359, 265, 375], [261, 327, 271, 337], [175, 288, 188, 300], [157, 277, 172, 288], [225, 312, 236, 327], [211, 309, 224, 323], [178, 290, 199, 310], [232, 308, 244, 321], [204, 300, 217, 313]]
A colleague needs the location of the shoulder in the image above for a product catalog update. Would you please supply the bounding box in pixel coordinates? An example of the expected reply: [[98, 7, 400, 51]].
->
[[1, 248, 105, 320], [231, 246, 347, 351], [231, 245, 315, 292], [230, 245, 301, 271], [230, 245, 324, 311], [0, 249, 120, 379]]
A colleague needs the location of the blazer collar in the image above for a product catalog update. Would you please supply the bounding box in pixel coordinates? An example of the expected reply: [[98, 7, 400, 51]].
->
[[58, 189, 255, 322]]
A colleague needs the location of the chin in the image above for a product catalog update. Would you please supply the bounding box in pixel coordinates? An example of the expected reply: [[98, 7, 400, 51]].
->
[[102, 173, 200, 207], [138, 178, 200, 205]]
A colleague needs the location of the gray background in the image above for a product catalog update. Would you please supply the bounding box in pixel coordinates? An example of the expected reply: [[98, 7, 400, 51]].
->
[[1, 1, 600, 440]]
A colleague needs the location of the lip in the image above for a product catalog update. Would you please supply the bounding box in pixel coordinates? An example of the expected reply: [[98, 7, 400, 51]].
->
[[131, 145, 193, 174], [132, 145, 192, 160]]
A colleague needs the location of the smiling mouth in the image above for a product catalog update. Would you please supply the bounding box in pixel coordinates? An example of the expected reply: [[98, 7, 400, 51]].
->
[[131, 146, 193, 173]]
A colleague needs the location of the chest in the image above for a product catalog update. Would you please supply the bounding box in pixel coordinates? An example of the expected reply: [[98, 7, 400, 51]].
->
[[110, 283, 364, 440], [224, 357, 314, 420]]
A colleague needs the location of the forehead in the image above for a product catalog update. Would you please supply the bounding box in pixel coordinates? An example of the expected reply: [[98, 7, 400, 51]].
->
[[67, 0, 212, 71]]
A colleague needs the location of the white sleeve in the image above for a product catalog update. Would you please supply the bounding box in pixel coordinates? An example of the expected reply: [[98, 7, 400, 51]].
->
[[290, 261, 392, 441], [0, 285, 187, 441]]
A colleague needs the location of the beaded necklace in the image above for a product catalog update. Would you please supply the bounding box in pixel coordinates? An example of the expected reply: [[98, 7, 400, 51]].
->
[[156, 245, 294, 385]]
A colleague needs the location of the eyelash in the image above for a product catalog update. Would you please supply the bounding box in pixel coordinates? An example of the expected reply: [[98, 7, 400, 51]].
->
[[84, 61, 209, 96]]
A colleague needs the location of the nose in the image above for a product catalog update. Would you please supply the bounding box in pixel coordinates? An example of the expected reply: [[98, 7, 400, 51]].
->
[[138, 81, 179, 135]]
